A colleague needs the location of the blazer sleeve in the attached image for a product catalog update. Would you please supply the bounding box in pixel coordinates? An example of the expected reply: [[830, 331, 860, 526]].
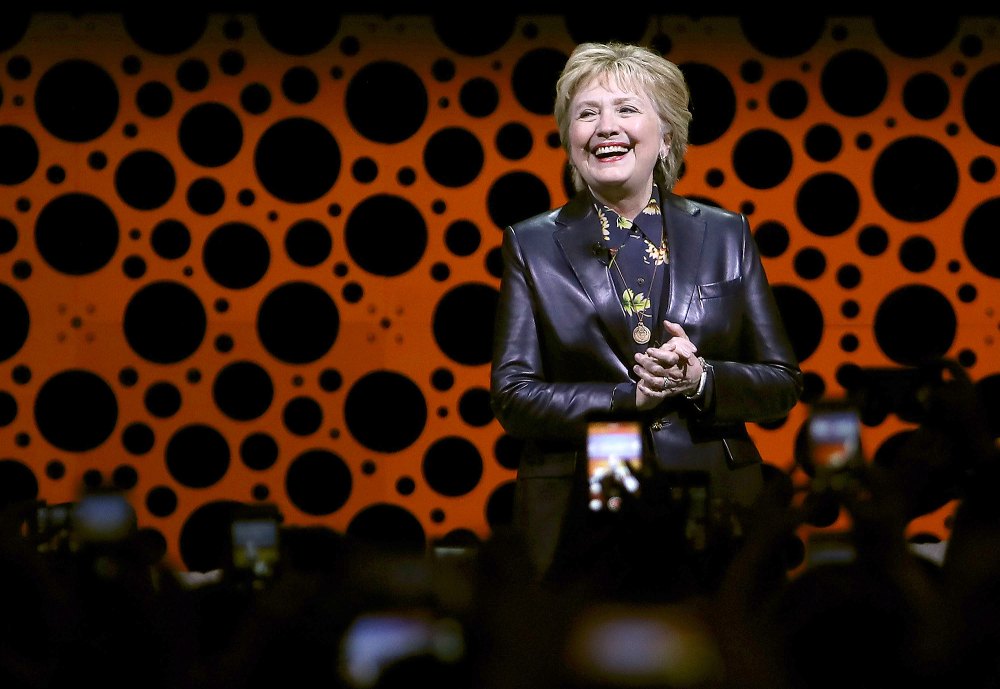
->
[[700, 214, 803, 425], [489, 224, 626, 443]]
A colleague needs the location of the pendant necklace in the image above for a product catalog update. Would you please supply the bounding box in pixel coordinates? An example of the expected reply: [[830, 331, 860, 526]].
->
[[596, 195, 668, 346], [633, 320, 651, 345], [610, 255, 659, 344]]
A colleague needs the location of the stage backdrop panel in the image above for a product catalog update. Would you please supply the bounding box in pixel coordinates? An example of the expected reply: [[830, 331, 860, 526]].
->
[[0, 11, 998, 570]]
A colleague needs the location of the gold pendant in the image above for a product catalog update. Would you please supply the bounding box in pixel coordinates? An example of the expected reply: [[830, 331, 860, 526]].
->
[[632, 323, 651, 344]]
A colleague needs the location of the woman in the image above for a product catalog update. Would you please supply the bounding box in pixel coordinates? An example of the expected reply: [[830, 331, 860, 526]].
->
[[490, 42, 803, 597]]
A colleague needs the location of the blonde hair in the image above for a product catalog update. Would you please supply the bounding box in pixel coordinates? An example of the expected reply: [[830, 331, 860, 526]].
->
[[554, 41, 691, 192]]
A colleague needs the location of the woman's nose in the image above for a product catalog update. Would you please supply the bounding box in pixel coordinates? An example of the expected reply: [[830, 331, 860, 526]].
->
[[596, 111, 619, 136]]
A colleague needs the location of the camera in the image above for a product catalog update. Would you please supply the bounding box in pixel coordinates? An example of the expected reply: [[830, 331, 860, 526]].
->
[[586, 420, 645, 512]]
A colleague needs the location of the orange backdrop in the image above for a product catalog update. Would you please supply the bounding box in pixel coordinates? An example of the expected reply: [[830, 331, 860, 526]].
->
[[0, 12, 998, 570]]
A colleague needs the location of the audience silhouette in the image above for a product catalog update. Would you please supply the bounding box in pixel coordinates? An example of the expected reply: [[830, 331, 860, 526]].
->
[[1, 358, 996, 689]]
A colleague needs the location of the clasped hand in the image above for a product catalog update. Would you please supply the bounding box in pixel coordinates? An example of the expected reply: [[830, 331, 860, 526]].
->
[[634, 319, 702, 410]]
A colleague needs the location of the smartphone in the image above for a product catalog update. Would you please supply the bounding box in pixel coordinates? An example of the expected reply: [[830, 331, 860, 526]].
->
[[587, 420, 644, 511], [805, 401, 864, 474], [231, 514, 280, 576], [805, 530, 856, 568], [339, 610, 465, 689], [563, 603, 723, 686], [72, 491, 136, 543]]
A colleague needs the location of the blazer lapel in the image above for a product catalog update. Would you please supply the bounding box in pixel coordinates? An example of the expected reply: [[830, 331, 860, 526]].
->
[[662, 193, 706, 326], [554, 196, 636, 364]]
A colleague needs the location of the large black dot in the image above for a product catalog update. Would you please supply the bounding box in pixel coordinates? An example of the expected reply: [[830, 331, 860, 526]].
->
[[255, 9, 340, 56], [511, 47, 568, 116], [285, 219, 332, 267], [796, 173, 860, 238], [902, 72, 950, 120], [803, 124, 842, 163], [0, 459, 38, 509], [240, 432, 278, 471], [873, 13, 960, 59], [0, 391, 17, 426], [485, 481, 516, 530], [768, 79, 809, 120], [136, 80, 173, 118], [496, 122, 534, 161], [964, 64, 1000, 147], [740, 15, 826, 58], [424, 127, 485, 188], [35, 193, 120, 275], [459, 77, 500, 118], [150, 219, 191, 260], [563, 12, 652, 46], [445, 220, 481, 257], [433, 283, 499, 366], [34, 59, 119, 142], [165, 423, 230, 489], [898, 236, 936, 273], [285, 448, 352, 516], [346, 503, 425, 552], [0, 125, 38, 185], [487, 171, 551, 231], [0, 283, 29, 362], [345, 61, 427, 144], [344, 194, 427, 277], [203, 222, 270, 289], [115, 150, 177, 211], [178, 500, 242, 572], [682, 62, 737, 146], [122, 10, 208, 55], [257, 281, 339, 364], [283, 396, 323, 436], [458, 387, 495, 427], [34, 369, 118, 452], [820, 49, 888, 117], [772, 285, 824, 365], [431, 12, 518, 56], [754, 221, 790, 258], [874, 285, 956, 366], [123, 281, 207, 364], [213, 360, 274, 421], [964, 198, 1000, 279], [0, 11, 30, 54], [873, 136, 958, 222], [144, 381, 182, 418], [345, 371, 427, 453], [255, 117, 340, 204], [732, 128, 793, 189], [422, 436, 483, 497], [179, 101, 244, 167]]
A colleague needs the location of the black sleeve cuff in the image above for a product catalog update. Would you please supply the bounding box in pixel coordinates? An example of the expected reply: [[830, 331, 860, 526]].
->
[[611, 382, 638, 415]]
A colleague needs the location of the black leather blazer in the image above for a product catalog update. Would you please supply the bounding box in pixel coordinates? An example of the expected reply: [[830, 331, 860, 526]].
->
[[490, 189, 803, 574]]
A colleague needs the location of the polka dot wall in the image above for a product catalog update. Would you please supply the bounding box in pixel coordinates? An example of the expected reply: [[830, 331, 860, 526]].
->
[[1, 11, 998, 571]]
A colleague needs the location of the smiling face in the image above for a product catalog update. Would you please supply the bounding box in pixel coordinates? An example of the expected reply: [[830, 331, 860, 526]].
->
[[567, 73, 669, 213]]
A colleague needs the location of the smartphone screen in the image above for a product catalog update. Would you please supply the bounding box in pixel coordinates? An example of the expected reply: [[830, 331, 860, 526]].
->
[[339, 610, 465, 689], [587, 420, 644, 511], [587, 420, 643, 479], [231, 517, 280, 571], [72, 492, 136, 543], [806, 402, 863, 472]]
